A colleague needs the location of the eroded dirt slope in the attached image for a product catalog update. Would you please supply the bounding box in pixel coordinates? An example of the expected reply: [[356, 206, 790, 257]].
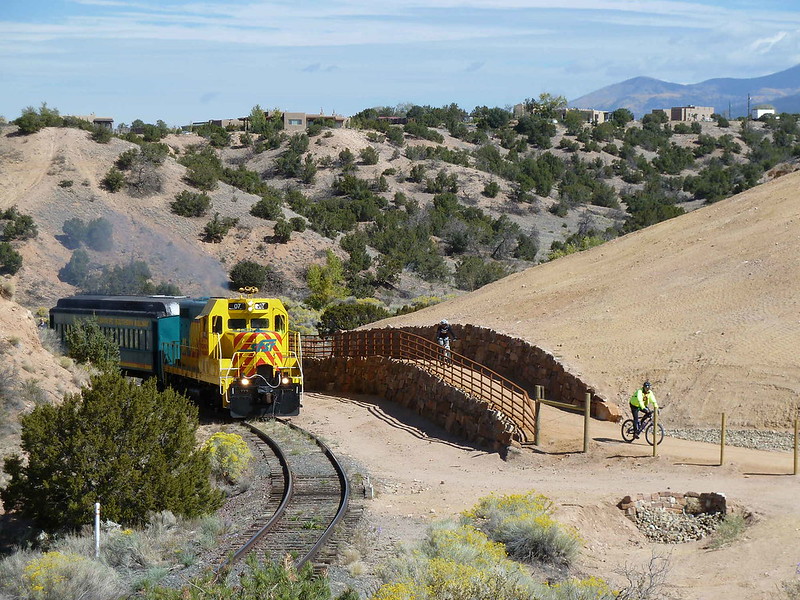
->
[[378, 172, 800, 429]]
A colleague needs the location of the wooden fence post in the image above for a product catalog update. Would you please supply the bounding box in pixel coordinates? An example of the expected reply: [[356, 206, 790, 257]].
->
[[720, 412, 727, 466], [534, 385, 542, 446], [652, 407, 658, 457], [583, 392, 591, 453]]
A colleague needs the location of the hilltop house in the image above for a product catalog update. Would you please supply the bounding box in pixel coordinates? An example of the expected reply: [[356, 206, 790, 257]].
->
[[72, 113, 114, 129], [751, 104, 776, 119], [513, 103, 609, 124], [560, 108, 610, 125], [669, 105, 714, 122], [193, 110, 351, 132]]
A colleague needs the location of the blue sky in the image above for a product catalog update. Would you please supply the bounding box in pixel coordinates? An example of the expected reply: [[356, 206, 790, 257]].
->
[[2, 0, 800, 126]]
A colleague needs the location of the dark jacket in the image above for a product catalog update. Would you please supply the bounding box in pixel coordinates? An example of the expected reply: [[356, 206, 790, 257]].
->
[[436, 323, 456, 340]]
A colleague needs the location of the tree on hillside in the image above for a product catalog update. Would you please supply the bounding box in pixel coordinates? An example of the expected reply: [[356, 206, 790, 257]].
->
[[306, 250, 347, 309], [13, 103, 63, 134], [317, 301, 391, 336], [0, 242, 22, 275], [523, 93, 567, 119], [58, 248, 91, 287], [610, 108, 634, 127], [1, 372, 223, 530]]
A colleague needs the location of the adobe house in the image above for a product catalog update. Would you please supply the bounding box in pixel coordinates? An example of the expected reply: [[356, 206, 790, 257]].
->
[[73, 113, 114, 129], [669, 105, 714, 122]]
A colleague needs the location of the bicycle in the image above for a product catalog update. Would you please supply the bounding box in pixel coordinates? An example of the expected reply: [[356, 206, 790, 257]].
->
[[437, 336, 452, 363], [621, 410, 664, 445]]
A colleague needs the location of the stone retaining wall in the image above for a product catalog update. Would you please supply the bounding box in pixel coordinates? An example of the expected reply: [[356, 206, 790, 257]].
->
[[397, 325, 622, 422], [304, 355, 517, 452], [619, 491, 727, 521]]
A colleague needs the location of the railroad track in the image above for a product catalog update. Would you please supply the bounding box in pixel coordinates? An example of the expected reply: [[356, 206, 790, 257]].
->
[[214, 419, 356, 580]]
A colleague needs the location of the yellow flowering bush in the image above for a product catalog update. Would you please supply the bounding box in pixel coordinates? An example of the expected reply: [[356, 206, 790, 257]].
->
[[549, 576, 616, 599], [24, 552, 85, 593], [203, 431, 252, 482], [462, 491, 581, 566]]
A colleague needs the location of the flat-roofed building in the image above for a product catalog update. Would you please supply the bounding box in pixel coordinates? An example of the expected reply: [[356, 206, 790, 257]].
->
[[561, 108, 610, 125], [751, 104, 776, 119], [73, 113, 114, 129], [670, 105, 714, 122]]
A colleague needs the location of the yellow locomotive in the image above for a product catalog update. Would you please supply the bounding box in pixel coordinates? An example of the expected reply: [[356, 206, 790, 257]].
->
[[51, 289, 303, 417]]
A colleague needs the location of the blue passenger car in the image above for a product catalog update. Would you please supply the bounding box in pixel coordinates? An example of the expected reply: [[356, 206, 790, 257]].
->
[[49, 295, 187, 379]]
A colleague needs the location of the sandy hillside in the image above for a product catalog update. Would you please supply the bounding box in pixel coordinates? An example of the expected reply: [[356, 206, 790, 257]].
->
[[377, 172, 800, 430]]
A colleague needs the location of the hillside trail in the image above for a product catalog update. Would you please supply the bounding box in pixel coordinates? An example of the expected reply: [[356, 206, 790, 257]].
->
[[292, 392, 800, 600], [0, 128, 57, 210]]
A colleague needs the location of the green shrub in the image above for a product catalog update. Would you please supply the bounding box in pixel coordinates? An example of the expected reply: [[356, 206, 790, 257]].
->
[[58, 249, 90, 286], [101, 167, 125, 192], [13, 103, 63, 134], [708, 513, 746, 549], [179, 145, 223, 190], [170, 190, 211, 217], [58, 179, 73, 188], [81, 260, 174, 296], [453, 256, 507, 291], [1, 372, 223, 530], [463, 491, 581, 566], [0, 550, 126, 600], [250, 195, 283, 220], [229, 260, 268, 290], [1, 206, 38, 241], [317, 301, 391, 335], [90, 126, 112, 143], [289, 216, 306, 232], [203, 432, 252, 483], [0, 242, 22, 275], [202, 213, 238, 243], [141, 554, 356, 599], [483, 181, 500, 197], [85, 217, 114, 251], [359, 146, 379, 165], [63, 316, 120, 371], [273, 218, 292, 243]]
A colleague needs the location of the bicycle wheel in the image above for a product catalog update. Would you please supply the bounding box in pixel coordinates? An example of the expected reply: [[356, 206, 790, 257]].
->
[[645, 423, 665, 446], [621, 419, 637, 443]]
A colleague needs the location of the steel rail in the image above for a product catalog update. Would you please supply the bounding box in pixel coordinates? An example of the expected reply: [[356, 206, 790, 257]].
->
[[277, 418, 351, 569], [218, 422, 294, 572]]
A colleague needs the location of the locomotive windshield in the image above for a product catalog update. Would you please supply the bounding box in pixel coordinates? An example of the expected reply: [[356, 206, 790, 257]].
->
[[251, 318, 269, 329], [228, 318, 247, 330]]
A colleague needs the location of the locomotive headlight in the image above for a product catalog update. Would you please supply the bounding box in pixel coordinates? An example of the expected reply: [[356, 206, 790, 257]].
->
[[240, 378, 251, 386], [281, 375, 290, 385], [246, 300, 254, 311]]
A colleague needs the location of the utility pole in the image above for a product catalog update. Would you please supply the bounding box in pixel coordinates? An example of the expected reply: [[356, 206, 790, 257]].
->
[[747, 93, 751, 121]]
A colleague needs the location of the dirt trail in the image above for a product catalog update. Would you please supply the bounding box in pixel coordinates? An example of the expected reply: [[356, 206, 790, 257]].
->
[[292, 392, 800, 600]]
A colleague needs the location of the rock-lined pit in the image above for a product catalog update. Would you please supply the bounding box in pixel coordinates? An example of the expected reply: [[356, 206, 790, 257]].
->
[[619, 492, 726, 543]]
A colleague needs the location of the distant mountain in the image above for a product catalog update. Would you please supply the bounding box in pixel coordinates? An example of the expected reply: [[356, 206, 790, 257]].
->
[[570, 63, 800, 117]]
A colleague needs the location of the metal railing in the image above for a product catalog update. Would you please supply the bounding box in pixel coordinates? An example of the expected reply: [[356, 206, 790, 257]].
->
[[303, 329, 537, 441]]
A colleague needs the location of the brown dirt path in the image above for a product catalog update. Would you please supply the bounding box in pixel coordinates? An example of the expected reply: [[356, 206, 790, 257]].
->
[[292, 392, 800, 600]]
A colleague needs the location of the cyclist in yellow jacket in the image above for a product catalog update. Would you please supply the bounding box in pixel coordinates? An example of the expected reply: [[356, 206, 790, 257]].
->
[[629, 381, 658, 436]]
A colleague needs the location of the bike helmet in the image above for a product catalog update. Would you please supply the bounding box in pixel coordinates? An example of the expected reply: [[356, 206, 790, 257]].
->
[[643, 381, 651, 390], [440, 319, 448, 325]]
